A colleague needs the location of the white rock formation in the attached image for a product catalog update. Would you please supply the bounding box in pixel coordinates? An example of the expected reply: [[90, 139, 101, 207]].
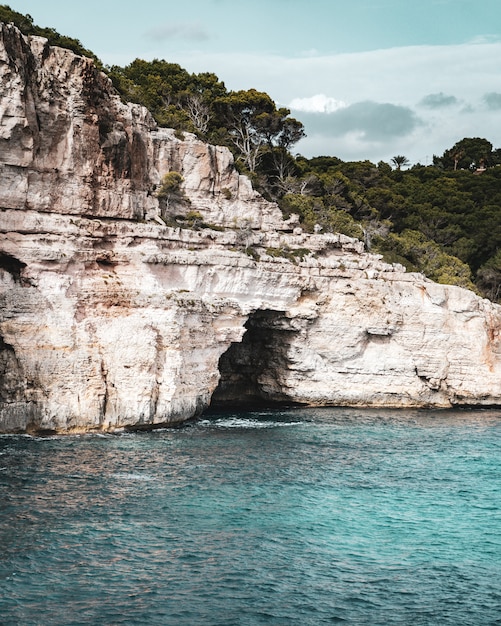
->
[[1, 23, 500, 433]]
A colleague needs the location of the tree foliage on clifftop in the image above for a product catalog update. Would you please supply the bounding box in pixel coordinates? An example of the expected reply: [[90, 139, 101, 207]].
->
[[1, 8, 500, 301], [0, 4, 101, 66], [283, 150, 501, 299], [108, 62, 305, 174]]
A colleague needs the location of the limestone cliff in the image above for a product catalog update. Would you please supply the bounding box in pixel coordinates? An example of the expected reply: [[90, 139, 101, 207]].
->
[[1, 23, 500, 433]]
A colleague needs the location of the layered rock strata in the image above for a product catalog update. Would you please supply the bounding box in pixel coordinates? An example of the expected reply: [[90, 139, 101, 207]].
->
[[1, 23, 500, 433]]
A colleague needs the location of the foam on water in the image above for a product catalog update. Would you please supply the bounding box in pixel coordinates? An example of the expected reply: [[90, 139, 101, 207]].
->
[[198, 416, 303, 429], [111, 472, 157, 481]]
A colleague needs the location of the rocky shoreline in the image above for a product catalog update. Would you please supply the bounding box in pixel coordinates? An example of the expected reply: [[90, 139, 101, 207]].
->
[[1, 23, 501, 433]]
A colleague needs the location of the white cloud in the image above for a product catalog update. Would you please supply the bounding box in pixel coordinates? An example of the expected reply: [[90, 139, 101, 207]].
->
[[467, 34, 501, 44], [289, 94, 347, 113]]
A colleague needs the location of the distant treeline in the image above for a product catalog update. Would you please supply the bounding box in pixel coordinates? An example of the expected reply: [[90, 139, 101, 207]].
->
[[1, 5, 500, 301]]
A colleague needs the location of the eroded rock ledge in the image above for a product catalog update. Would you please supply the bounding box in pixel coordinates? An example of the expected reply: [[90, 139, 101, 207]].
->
[[1, 23, 501, 433]]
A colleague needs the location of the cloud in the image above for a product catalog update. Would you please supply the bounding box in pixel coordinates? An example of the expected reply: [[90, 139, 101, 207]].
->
[[419, 92, 459, 108], [483, 92, 501, 110], [289, 94, 347, 113], [298, 101, 421, 142], [467, 34, 501, 45], [145, 22, 210, 42]]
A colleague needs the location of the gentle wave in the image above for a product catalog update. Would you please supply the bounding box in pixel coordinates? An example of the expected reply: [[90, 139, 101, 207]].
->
[[198, 417, 303, 429], [110, 472, 157, 481], [1, 407, 500, 626]]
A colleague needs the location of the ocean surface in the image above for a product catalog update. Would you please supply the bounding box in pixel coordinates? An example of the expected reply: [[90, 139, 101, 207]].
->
[[0, 408, 500, 625]]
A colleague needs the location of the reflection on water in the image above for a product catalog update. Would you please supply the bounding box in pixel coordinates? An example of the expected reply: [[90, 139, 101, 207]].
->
[[0, 408, 500, 625]]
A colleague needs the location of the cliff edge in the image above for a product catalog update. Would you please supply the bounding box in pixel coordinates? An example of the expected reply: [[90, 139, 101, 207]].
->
[[1, 23, 500, 433]]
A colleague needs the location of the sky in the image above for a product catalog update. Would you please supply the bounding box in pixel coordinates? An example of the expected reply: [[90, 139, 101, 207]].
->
[[7, 0, 501, 164]]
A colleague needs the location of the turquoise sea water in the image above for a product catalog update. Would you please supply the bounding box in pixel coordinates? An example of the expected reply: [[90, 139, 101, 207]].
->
[[0, 408, 500, 625]]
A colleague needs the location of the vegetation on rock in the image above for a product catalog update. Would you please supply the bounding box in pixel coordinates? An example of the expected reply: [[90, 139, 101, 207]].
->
[[1, 6, 500, 301], [0, 4, 102, 66]]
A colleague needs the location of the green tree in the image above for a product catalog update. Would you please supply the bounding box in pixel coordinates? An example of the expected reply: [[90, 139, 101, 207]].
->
[[280, 193, 362, 238], [109, 59, 193, 129], [375, 230, 475, 290], [156, 172, 188, 221], [214, 89, 276, 172], [477, 250, 501, 303], [0, 4, 101, 65], [215, 90, 304, 173], [434, 137, 494, 171], [35, 28, 96, 60], [178, 72, 227, 135], [0, 4, 35, 32], [391, 155, 410, 170], [259, 112, 305, 185]]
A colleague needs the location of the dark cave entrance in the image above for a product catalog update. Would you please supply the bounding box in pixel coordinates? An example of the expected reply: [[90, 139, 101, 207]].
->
[[207, 309, 302, 412]]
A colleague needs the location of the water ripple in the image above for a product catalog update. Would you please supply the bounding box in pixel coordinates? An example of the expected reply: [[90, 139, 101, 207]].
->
[[0, 407, 500, 625]]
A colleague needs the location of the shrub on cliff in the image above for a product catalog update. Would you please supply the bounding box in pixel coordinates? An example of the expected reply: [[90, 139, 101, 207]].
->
[[477, 251, 501, 302], [374, 230, 476, 291], [0, 4, 102, 66], [156, 172, 193, 223], [157, 172, 184, 197], [280, 193, 363, 239]]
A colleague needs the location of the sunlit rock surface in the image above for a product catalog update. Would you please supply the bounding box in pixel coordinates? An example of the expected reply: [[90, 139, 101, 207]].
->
[[1, 23, 500, 433]]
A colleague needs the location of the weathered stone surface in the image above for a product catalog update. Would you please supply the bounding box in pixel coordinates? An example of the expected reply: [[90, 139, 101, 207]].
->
[[1, 23, 501, 433]]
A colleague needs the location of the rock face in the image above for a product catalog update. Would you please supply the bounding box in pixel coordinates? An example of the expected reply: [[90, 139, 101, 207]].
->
[[1, 23, 501, 433]]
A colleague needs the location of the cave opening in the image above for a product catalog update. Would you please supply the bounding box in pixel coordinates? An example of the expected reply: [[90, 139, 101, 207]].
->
[[207, 309, 302, 412], [0, 253, 26, 283]]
